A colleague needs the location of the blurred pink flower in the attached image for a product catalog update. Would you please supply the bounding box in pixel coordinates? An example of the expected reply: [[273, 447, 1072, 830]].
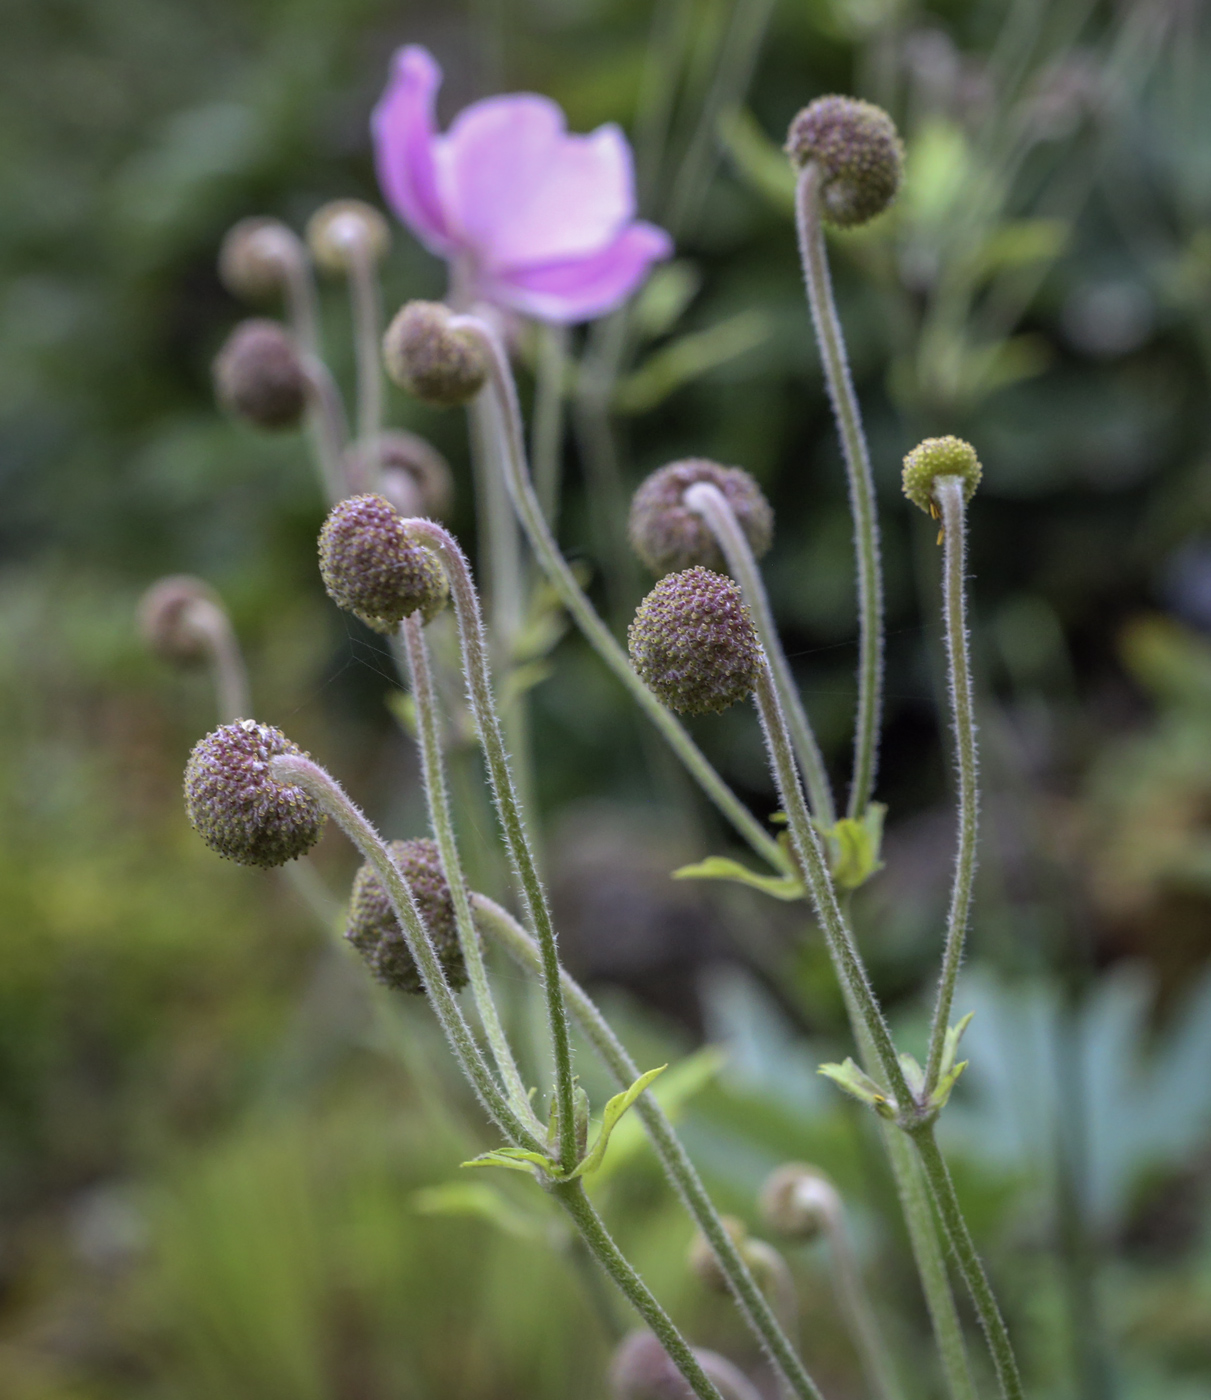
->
[[373, 46, 672, 324]]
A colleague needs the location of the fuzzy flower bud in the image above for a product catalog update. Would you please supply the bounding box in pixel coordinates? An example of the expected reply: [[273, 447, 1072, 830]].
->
[[318, 493, 447, 632], [213, 319, 308, 430], [629, 568, 761, 715], [138, 575, 224, 665], [383, 301, 487, 406], [344, 431, 454, 518], [184, 720, 326, 868], [346, 838, 468, 995], [786, 96, 903, 228], [305, 199, 391, 273], [901, 435, 982, 514], [218, 217, 304, 301], [610, 1333, 695, 1400], [629, 459, 773, 576], [759, 1163, 840, 1242], [687, 1216, 749, 1294]]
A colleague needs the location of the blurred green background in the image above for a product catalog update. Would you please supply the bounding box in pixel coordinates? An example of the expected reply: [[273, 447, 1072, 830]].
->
[[4, 0, 1211, 1396]]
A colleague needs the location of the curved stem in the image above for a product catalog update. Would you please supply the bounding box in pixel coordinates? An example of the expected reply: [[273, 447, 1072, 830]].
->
[[924, 477, 979, 1093], [472, 892, 828, 1400], [404, 521, 578, 1175], [301, 356, 350, 504], [531, 321, 569, 527], [794, 164, 884, 821], [451, 314, 786, 874], [683, 481, 835, 827], [347, 240, 384, 478], [186, 598, 250, 724]]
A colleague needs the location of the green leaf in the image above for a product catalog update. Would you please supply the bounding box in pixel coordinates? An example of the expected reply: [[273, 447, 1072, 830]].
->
[[673, 856, 804, 901], [928, 1011, 974, 1113], [614, 311, 771, 414], [973, 219, 1068, 280], [818, 1058, 897, 1119], [717, 106, 796, 214], [819, 803, 886, 889], [460, 1147, 553, 1179], [412, 1182, 542, 1239], [569, 1065, 667, 1179], [631, 260, 703, 340]]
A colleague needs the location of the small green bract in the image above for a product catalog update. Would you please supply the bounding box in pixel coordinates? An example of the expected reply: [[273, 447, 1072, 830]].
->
[[901, 436, 983, 514]]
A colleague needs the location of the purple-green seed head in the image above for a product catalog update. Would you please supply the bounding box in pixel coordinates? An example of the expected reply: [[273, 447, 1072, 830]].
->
[[184, 720, 326, 868], [901, 436, 982, 513], [786, 96, 903, 228], [346, 838, 469, 995], [213, 318, 308, 429], [382, 300, 487, 406], [628, 567, 761, 715], [318, 494, 448, 633], [628, 459, 774, 576]]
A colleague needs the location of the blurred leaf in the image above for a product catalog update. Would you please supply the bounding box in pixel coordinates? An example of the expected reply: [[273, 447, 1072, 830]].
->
[[673, 855, 804, 900], [631, 260, 704, 341], [1119, 614, 1211, 708], [818, 1057, 896, 1118], [718, 106, 796, 215], [974, 219, 1069, 280], [613, 311, 772, 413], [570, 1064, 667, 1179], [413, 1181, 543, 1239]]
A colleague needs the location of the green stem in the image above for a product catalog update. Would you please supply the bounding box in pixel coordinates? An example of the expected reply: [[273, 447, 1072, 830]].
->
[[347, 239, 384, 477], [404, 521, 578, 1176], [452, 314, 787, 874], [187, 596, 250, 724], [531, 321, 569, 526], [683, 480, 835, 827], [300, 356, 350, 504], [924, 477, 979, 1094], [912, 1125, 1025, 1400], [794, 163, 884, 821], [472, 892, 828, 1400]]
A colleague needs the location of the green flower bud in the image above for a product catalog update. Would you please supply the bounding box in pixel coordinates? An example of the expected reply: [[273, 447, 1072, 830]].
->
[[759, 1163, 839, 1242], [318, 494, 448, 633], [383, 301, 487, 407], [218, 217, 304, 301], [786, 96, 903, 228], [305, 199, 390, 273], [901, 435, 982, 514], [629, 568, 761, 715], [184, 720, 326, 868], [346, 837, 468, 995], [213, 319, 308, 430], [629, 459, 773, 576], [138, 575, 223, 665], [344, 431, 454, 518]]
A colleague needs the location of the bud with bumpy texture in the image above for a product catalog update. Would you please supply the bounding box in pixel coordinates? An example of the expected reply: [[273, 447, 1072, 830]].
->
[[318, 494, 447, 632], [759, 1163, 840, 1242], [344, 430, 454, 518], [901, 435, 982, 514], [219, 217, 304, 300], [383, 301, 487, 406], [139, 575, 223, 665], [786, 96, 903, 228], [346, 838, 468, 994], [629, 568, 761, 715], [184, 720, 326, 867], [305, 199, 390, 273], [213, 319, 308, 429], [629, 459, 773, 576]]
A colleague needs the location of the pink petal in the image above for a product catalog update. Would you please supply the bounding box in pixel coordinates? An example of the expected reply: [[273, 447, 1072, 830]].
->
[[482, 221, 673, 324], [437, 99, 636, 270], [372, 46, 454, 255]]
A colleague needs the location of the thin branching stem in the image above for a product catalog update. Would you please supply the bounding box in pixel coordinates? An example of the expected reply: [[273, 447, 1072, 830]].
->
[[531, 321, 569, 526]]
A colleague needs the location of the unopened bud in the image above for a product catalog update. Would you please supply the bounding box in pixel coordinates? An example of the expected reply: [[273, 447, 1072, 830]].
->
[[184, 720, 326, 868], [305, 199, 390, 273], [786, 96, 903, 228], [687, 1217, 749, 1294], [629, 459, 773, 577], [346, 837, 468, 995], [318, 494, 448, 632], [901, 436, 982, 514], [629, 568, 761, 715], [218, 217, 304, 301], [759, 1163, 840, 1242], [344, 430, 454, 518], [383, 301, 487, 406], [213, 319, 308, 429], [610, 1333, 754, 1400], [139, 575, 224, 665]]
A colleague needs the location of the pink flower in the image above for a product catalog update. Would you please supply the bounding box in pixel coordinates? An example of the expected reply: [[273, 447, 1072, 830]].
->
[[373, 46, 673, 324]]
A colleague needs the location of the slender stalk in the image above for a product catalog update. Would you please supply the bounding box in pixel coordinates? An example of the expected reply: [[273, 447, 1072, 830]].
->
[[401, 614, 542, 1133], [281, 247, 321, 361], [552, 1179, 726, 1400], [912, 1126, 1025, 1400], [266, 752, 542, 1153], [452, 314, 787, 873], [472, 892, 828, 1400], [531, 321, 569, 526], [184, 597, 250, 724], [347, 238, 384, 479], [300, 356, 350, 504], [794, 164, 884, 820], [818, 1196, 905, 1400], [683, 481, 835, 827], [924, 478, 979, 1093], [404, 520, 578, 1176]]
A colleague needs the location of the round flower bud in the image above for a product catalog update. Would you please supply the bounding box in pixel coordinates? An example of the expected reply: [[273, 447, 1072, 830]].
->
[[346, 838, 468, 995], [213, 319, 308, 430], [786, 96, 903, 228], [343, 430, 454, 518], [687, 1217, 748, 1294], [629, 568, 761, 715], [901, 435, 982, 514], [139, 575, 223, 665], [610, 1333, 695, 1400], [318, 494, 448, 632], [629, 459, 773, 577], [305, 199, 390, 273], [383, 301, 487, 406], [218, 217, 304, 301], [759, 1163, 840, 1242], [184, 720, 326, 868]]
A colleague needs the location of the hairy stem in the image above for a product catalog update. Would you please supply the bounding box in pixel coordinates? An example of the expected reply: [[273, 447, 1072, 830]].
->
[[794, 164, 884, 820], [819, 1196, 905, 1400], [531, 321, 569, 526]]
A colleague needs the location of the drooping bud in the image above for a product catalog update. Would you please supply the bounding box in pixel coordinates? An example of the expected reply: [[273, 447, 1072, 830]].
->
[[343, 431, 454, 518], [901, 435, 982, 514], [759, 1163, 840, 1242], [786, 96, 903, 228], [687, 1216, 749, 1294], [629, 568, 761, 715], [138, 575, 224, 665], [184, 720, 326, 867], [213, 319, 308, 429], [346, 837, 468, 995], [218, 217, 305, 301], [305, 199, 390, 273], [629, 459, 773, 576], [318, 494, 448, 632], [383, 301, 487, 406], [610, 1333, 753, 1400]]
